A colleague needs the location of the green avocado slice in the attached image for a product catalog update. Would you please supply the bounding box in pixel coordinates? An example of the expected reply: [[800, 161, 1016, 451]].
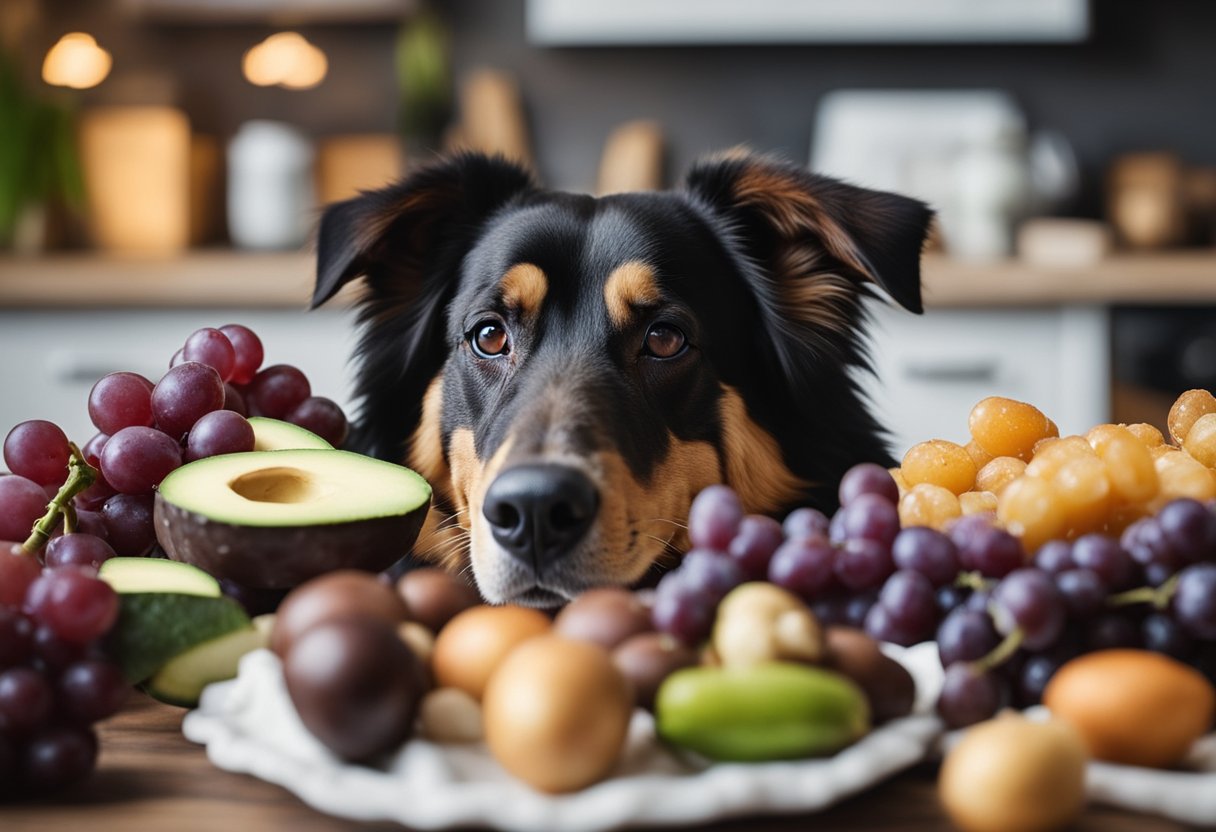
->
[[248, 417, 333, 451], [99, 557, 221, 597], [106, 593, 251, 684], [144, 623, 269, 707]]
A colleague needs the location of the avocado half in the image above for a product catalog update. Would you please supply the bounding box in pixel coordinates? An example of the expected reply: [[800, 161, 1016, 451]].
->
[[154, 449, 431, 589]]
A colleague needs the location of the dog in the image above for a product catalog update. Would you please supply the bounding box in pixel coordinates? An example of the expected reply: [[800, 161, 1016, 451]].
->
[[311, 151, 932, 607]]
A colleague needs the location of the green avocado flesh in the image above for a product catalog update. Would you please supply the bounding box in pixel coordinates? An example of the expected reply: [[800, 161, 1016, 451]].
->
[[157, 449, 428, 527], [145, 624, 269, 707], [106, 593, 251, 684], [99, 557, 220, 597], [248, 417, 333, 451], [154, 448, 432, 588]]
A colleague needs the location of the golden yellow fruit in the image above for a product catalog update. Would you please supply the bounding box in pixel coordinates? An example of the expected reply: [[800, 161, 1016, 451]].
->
[[939, 713, 1087, 832], [432, 605, 551, 701], [969, 396, 1057, 461], [959, 490, 998, 516], [1183, 412, 1216, 469], [975, 456, 1027, 497], [483, 636, 632, 793], [899, 483, 962, 530], [902, 439, 977, 496], [1168, 389, 1216, 445]]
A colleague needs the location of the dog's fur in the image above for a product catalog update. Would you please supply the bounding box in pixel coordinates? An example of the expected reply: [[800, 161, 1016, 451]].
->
[[312, 151, 932, 606]]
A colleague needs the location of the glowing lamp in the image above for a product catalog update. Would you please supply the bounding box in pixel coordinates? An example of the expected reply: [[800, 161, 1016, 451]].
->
[[42, 32, 112, 90], [242, 32, 328, 90]]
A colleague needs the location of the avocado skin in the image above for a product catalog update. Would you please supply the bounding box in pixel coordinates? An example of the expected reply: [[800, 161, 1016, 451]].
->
[[107, 593, 251, 683], [154, 492, 431, 589]]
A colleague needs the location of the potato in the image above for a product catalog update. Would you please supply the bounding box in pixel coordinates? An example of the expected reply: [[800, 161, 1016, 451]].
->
[[612, 632, 697, 711], [483, 636, 632, 793], [554, 588, 652, 650], [396, 568, 481, 634], [1043, 649, 1216, 768], [939, 713, 1087, 832], [431, 605, 551, 700]]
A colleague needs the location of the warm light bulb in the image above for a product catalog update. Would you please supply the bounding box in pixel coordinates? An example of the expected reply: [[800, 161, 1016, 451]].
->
[[42, 32, 112, 90], [242, 32, 328, 90]]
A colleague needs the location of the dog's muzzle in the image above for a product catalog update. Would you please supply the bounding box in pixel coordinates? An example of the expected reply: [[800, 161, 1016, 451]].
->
[[482, 463, 599, 571]]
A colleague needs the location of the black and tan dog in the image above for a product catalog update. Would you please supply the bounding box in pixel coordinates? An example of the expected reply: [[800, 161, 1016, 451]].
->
[[311, 151, 931, 607]]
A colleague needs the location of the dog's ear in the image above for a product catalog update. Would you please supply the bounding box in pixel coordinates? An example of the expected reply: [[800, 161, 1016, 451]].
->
[[683, 152, 931, 316], [312, 152, 538, 308]]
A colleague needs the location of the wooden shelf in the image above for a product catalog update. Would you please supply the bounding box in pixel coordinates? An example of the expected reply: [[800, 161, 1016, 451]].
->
[[1, 249, 1214, 309]]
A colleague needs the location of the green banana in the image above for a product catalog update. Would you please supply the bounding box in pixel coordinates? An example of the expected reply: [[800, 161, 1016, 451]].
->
[[656, 662, 871, 762]]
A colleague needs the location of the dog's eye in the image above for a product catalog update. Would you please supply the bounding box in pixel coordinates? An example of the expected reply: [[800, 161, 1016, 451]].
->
[[471, 320, 510, 358], [643, 323, 686, 359]]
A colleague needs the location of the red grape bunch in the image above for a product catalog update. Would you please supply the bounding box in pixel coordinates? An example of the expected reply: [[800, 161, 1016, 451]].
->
[[650, 465, 1216, 730], [0, 547, 127, 794]]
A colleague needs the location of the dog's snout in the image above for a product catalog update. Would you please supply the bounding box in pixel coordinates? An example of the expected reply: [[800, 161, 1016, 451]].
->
[[482, 463, 598, 569]]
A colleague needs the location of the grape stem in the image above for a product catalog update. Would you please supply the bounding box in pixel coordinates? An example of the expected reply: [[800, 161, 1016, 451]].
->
[[971, 628, 1024, 674], [1106, 573, 1181, 611], [954, 571, 996, 592], [20, 442, 98, 555]]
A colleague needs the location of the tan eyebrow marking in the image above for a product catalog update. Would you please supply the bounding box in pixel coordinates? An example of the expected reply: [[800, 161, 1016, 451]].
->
[[500, 263, 548, 315], [604, 261, 660, 328]]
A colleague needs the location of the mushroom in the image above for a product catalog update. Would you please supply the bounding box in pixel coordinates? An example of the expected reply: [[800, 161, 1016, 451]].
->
[[711, 582, 824, 668]]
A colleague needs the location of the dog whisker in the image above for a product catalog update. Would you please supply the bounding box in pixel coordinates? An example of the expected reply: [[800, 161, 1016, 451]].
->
[[632, 517, 689, 531]]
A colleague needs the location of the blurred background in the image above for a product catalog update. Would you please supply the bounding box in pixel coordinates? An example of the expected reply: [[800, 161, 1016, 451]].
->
[[0, 0, 1213, 451]]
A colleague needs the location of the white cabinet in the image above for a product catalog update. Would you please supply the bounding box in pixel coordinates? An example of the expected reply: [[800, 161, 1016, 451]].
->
[[0, 308, 360, 447], [860, 303, 1110, 458]]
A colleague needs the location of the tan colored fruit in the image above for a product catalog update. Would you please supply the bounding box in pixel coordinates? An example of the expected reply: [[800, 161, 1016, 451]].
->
[[1168, 388, 1216, 445], [975, 457, 1027, 497], [431, 605, 551, 700], [899, 483, 962, 530], [902, 439, 977, 496], [969, 396, 1057, 461]]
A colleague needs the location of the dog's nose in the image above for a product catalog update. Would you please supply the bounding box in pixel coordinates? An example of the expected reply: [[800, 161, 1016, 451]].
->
[[482, 463, 599, 568]]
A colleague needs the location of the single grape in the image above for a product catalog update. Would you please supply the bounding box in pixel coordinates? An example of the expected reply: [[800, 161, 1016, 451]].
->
[[834, 537, 894, 591], [100, 427, 181, 495], [947, 513, 994, 554], [151, 361, 225, 439], [219, 324, 265, 385], [836, 493, 900, 548], [1086, 613, 1142, 651], [864, 603, 922, 646], [1054, 568, 1106, 619], [182, 327, 237, 381], [286, 396, 350, 448], [936, 608, 1000, 667], [1070, 534, 1137, 590], [184, 410, 255, 462], [73, 510, 109, 542], [990, 568, 1065, 650], [843, 591, 879, 629], [0, 667, 53, 734], [828, 509, 847, 544], [24, 568, 118, 644], [892, 526, 960, 586], [3, 420, 70, 486], [1121, 517, 1180, 571], [958, 525, 1023, 579], [0, 607, 33, 669], [87, 372, 155, 435], [58, 660, 129, 724], [1142, 612, 1194, 660], [687, 485, 743, 552], [100, 494, 156, 557], [838, 463, 900, 506], [245, 364, 311, 421], [726, 515, 784, 579], [1033, 540, 1075, 576], [1017, 654, 1062, 707], [877, 569, 937, 642], [223, 383, 247, 416], [937, 663, 1004, 729], [30, 624, 90, 672], [783, 507, 831, 541], [678, 549, 745, 599], [22, 726, 97, 791], [169, 348, 185, 368], [935, 584, 967, 617], [0, 547, 42, 607], [0, 475, 49, 543], [768, 537, 837, 600], [1156, 498, 1216, 565], [44, 534, 116, 570], [965, 588, 993, 613], [1172, 563, 1216, 639], [80, 433, 109, 468], [651, 572, 714, 646]]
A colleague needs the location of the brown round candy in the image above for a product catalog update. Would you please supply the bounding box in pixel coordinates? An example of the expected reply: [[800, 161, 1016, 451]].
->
[[554, 588, 653, 651], [612, 631, 698, 711], [396, 568, 481, 633], [824, 626, 916, 723], [270, 570, 408, 658], [283, 617, 428, 762]]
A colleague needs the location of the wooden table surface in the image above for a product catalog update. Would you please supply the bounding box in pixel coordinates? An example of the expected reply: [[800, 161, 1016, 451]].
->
[[0, 694, 1194, 832]]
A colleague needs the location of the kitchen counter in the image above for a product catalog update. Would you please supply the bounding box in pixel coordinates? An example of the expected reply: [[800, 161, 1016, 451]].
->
[[0, 694, 1189, 831], [1, 250, 1214, 309]]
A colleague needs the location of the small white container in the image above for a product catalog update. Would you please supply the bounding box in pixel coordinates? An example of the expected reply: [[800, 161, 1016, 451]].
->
[[227, 120, 315, 250]]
